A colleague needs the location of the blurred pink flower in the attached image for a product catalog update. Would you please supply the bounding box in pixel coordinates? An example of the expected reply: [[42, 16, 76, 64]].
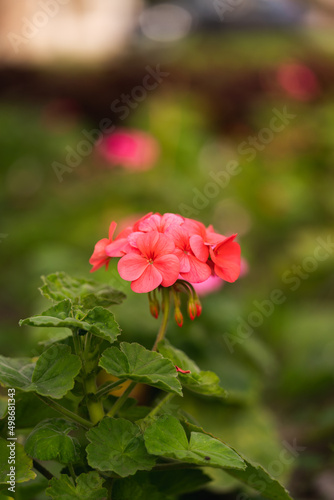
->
[[277, 63, 319, 101], [98, 129, 159, 170], [193, 258, 249, 296]]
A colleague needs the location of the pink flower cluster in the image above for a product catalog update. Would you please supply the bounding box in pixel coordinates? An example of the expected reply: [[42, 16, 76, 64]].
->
[[90, 213, 241, 294]]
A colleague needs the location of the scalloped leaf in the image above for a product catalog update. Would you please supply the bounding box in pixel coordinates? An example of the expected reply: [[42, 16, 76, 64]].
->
[[0, 345, 81, 399], [158, 340, 226, 398], [25, 419, 79, 464], [99, 343, 182, 395], [86, 417, 156, 477], [183, 421, 293, 500], [144, 415, 245, 470], [40, 272, 125, 308], [20, 300, 120, 344], [46, 472, 107, 499], [0, 438, 36, 484]]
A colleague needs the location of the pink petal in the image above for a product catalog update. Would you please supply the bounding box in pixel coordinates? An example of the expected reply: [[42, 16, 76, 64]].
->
[[174, 249, 191, 273], [135, 231, 160, 257], [153, 232, 175, 256], [169, 226, 189, 251], [108, 221, 117, 240], [154, 254, 180, 287], [105, 238, 128, 257], [131, 264, 162, 293], [118, 254, 148, 281], [90, 258, 109, 273], [89, 238, 109, 263], [160, 213, 184, 231], [116, 226, 133, 239], [210, 239, 241, 283], [214, 261, 240, 283], [180, 255, 211, 283], [189, 234, 209, 262], [138, 213, 162, 232], [193, 275, 224, 296], [133, 212, 153, 231]]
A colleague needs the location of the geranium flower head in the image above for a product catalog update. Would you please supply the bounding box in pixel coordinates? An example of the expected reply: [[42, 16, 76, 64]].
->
[[118, 231, 180, 293]]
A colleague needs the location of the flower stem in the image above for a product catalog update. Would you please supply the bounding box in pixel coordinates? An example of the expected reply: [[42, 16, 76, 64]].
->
[[84, 375, 105, 424], [37, 396, 93, 429], [68, 463, 76, 485], [33, 459, 54, 480], [107, 381, 136, 418], [146, 392, 175, 419], [152, 287, 171, 351], [95, 379, 127, 399]]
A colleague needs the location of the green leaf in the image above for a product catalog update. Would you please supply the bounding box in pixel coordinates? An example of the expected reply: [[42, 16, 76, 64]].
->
[[82, 307, 121, 343], [0, 356, 35, 391], [25, 418, 79, 464], [144, 415, 245, 470], [86, 417, 156, 477], [20, 300, 121, 344], [31, 344, 82, 399], [0, 438, 36, 484], [182, 421, 293, 500], [0, 345, 81, 399], [158, 340, 227, 398], [40, 271, 126, 308], [226, 457, 293, 500], [99, 343, 182, 396], [46, 472, 107, 499]]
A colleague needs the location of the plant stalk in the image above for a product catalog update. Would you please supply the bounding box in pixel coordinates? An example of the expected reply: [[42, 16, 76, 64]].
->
[[38, 395, 93, 429], [107, 381, 136, 418], [152, 287, 171, 351], [146, 392, 175, 419]]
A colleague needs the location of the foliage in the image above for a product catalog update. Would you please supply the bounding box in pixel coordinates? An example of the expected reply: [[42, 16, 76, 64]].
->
[[0, 273, 294, 499]]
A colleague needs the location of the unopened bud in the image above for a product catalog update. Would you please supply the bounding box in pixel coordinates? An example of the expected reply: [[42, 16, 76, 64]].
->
[[150, 302, 159, 319], [174, 307, 183, 327], [195, 300, 202, 317], [188, 300, 197, 321]]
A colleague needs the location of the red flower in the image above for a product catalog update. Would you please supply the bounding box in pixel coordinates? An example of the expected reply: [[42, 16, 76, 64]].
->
[[210, 234, 241, 283], [118, 231, 180, 293], [90, 212, 242, 296], [171, 226, 211, 283]]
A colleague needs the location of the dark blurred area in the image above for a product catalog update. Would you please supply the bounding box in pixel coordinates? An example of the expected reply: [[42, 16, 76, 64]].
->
[[1, 1, 334, 499]]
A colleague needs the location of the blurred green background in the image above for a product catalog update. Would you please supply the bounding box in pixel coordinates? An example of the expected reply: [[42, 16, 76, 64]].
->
[[1, 8, 334, 499]]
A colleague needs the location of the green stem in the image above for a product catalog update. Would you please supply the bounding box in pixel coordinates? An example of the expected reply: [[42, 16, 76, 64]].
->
[[38, 396, 93, 429], [95, 379, 127, 399], [146, 392, 175, 419], [107, 381, 136, 418], [152, 288, 171, 351], [72, 328, 104, 424], [84, 375, 105, 424], [33, 459, 54, 480], [68, 463, 76, 485]]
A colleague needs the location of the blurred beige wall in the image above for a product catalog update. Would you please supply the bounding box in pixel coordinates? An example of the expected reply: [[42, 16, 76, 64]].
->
[[0, 0, 142, 65]]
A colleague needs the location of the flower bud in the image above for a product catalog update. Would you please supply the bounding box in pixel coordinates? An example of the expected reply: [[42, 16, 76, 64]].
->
[[187, 299, 197, 321], [149, 301, 159, 319], [195, 299, 202, 317], [174, 307, 183, 327]]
